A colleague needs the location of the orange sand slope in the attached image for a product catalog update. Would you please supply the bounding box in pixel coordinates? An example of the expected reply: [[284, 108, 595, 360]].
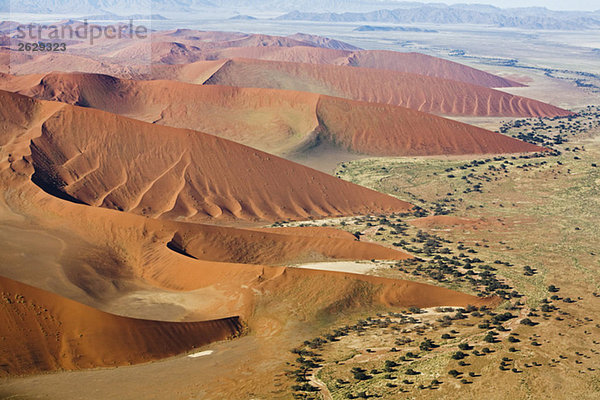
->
[[0, 185, 491, 317], [0, 72, 544, 156], [1, 90, 411, 222], [0, 275, 242, 376], [166, 222, 411, 265], [197, 58, 571, 118], [314, 95, 544, 155]]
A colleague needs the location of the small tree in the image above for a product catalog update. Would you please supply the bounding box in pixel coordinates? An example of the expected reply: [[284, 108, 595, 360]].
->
[[448, 369, 461, 377], [353, 371, 371, 381], [548, 285, 560, 293], [484, 333, 496, 343], [520, 318, 536, 326], [384, 360, 398, 371]]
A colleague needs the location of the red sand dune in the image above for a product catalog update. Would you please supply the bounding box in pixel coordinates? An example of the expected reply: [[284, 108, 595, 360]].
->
[[214, 33, 315, 49], [313, 95, 544, 155], [256, 225, 359, 240], [0, 86, 501, 381], [0, 219, 495, 377], [150, 59, 231, 84], [14, 182, 495, 319], [3, 25, 524, 89], [0, 27, 519, 384], [339, 50, 523, 88], [287, 33, 361, 51], [0, 72, 545, 157], [151, 30, 358, 51], [167, 222, 411, 265], [0, 48, 137, 77], [0, 90, 411, 222], [208, 47, 521, 88], [199, 58, 571, 118], [132, 238, 500, 318], [0, 275, 242, 376], [104, 31, 522, 88], [107, 41, 205, 65], [2, 129, 499, 330], [214, 45, 350, 66]]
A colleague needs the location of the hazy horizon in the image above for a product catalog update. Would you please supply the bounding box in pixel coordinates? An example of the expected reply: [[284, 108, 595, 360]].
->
[[2, 0, 599, 14], [409, 0, 599, 11]]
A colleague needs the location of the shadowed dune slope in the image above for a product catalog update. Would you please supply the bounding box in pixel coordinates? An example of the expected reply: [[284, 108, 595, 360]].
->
[[0, 275, 242, 376], [200, 58, 571, 118], [0, 73, 544, 157], [0, 85, 42, 137], [0, 87, 66, 173], [0, 90, 411, 222]]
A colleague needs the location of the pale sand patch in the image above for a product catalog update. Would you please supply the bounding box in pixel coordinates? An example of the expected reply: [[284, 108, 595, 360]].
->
[[188, 350, 214, 358], [106, 286, 245, 322], [290, 261, 389, 275]]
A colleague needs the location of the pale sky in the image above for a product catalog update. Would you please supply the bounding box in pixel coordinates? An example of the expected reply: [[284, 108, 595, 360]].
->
[[421, 0, 600, 11]]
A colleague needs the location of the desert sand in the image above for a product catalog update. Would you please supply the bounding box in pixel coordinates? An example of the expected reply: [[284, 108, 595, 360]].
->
[[1, 24, 570, 399], [0, 83, 500, 380], [0, 72, 545, 157], [1, 26, 527, 91], [0, 90, 412, 222], [199, 58, 571, 117], [0, 275, 243, 376], [210, 46, 523, 87]]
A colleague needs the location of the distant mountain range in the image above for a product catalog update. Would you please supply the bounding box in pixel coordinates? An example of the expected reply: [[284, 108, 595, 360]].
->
[[228, 14, 257, 20], [0, 0, 437, 14], [1, 1, 599, 30], [277, 5, 600, 30], [82, 12, 169, 20], [0, 0, 210, 14]]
